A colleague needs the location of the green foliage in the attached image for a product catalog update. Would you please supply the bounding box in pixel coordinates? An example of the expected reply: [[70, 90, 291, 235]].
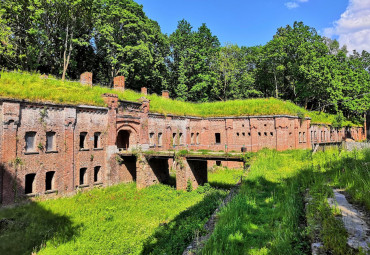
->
[[186, 179, 193, 192], [203, 148, 370, 255], [167, 20, 220, 101], [0, 169, 245, 255]]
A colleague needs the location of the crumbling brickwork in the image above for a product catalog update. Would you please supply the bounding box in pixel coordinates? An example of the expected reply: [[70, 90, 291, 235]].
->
[[0, 88, 366, 204]]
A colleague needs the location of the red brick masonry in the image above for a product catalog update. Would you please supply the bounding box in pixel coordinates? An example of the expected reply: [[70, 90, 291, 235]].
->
[[0, 95, 365, 204]]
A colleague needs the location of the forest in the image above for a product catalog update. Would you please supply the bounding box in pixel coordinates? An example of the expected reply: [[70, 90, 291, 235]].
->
[[0, 0, 370, 123]]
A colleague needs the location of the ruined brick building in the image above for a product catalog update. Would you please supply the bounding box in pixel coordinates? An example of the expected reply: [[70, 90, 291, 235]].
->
[[0, 73, 366, 205]]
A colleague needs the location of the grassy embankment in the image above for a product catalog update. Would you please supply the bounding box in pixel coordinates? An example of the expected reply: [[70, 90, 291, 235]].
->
[[203, 149, 370, 255], [0, 169, 244, 255], [0, 71, 356, 126]]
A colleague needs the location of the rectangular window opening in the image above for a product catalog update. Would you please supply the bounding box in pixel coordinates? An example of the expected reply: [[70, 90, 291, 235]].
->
[[191, 133, 194, 144], [179, 133, 183, 145], [25, 173, 36, 194], [80, 132, 87, 149], [94, 166, 101, 183], [80, 168, 87, 185], [172, 133, 176, 145], [149, 132, 155, 146], [45, 171, 55, 191], [158, 133, 163, 146], [196, 133, 200, 144], [46, 132, 56, 151], [94, 132, 101, 149], [216, 161, 221, 166], [25, 132, 36, 152], [215, 133, 221, 144]]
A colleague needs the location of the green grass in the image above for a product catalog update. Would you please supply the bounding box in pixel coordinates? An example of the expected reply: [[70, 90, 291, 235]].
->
[[202, 148, 370, 255], [0, 169, 243, 255], [0, 71, 357, 125]]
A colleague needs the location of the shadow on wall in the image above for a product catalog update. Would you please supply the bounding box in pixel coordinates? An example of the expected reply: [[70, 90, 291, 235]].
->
[[0, 164, 78, 255]]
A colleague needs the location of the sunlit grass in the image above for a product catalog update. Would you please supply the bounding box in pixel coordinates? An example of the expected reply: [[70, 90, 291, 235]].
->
[[0, 71, 356, 125], [0, 169, 244, 255], [203, 148, 370, 255]]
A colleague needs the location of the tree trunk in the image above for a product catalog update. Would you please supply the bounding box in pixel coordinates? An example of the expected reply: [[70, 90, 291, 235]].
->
[[62, 25, 73, 81]]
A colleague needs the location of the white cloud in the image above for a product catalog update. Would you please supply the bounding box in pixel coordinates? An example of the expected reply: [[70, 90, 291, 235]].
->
[[285, 2, 299, 9], [284, 0, 309, 10], [324, 0, 370, 52]]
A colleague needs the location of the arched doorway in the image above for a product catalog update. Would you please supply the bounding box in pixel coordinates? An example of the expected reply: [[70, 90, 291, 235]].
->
[[117, 130, 130, 150]]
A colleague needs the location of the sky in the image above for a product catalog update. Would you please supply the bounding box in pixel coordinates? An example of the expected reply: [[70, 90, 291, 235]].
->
[[135, 0, 370, 53]]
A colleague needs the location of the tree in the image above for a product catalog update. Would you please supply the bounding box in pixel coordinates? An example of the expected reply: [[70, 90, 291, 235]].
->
[[92, 0, 168, 90], [168, 20, 219, 101]]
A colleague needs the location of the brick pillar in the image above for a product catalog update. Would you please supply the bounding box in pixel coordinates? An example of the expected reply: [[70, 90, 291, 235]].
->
[[80, 72, 92, 87], [249, 118, 259, 152], [1, 102, 20, 204], [225, 119, 233, 153], [114, 76, 125, 91], [136, 153, 168, 189], [162, 90, 169, 99], [139, 98, 150, 149], [175, 157, 207, 190], [102, 93, 118, 185], [64, 107, 76, 191], [141, 87, 147, 95], [275, 117, 289, 151]]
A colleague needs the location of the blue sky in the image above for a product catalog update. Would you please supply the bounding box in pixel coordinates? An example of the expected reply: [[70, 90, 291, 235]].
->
[[135, 0, 370, 52]]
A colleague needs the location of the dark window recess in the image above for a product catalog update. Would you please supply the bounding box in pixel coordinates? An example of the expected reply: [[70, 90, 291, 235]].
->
[[172, 133, 176, 145], [179, 133, 183, 144], [149, 132, 155, 146], [215, 133, 221, 144], [25, 132, 36, 152], [25, 173, 36, 194], [80, 168, 87, 185], [94, 166, 101, 183], [45, 171, 55, 191], [94, 132, 101, 148], [264, 132, 267, 136], [258, 132, 261, 136], [270, 132, 273, 136], [46, 132, 56, 151], [242, 132, 245, 136], [80, 132, 87, 149], [248, 132, 251, 136], [216, 161, 221, 166], [158, 133, 163, 146]]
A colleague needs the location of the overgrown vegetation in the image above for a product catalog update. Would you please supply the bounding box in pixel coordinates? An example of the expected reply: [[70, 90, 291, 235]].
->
[[1, 0, 370, 122], [0, 169, 243, 255], [0, 71, 358, 126], [203, 148, 370, 255]]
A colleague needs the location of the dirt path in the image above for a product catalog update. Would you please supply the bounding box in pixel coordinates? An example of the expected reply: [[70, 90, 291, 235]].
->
[[182, 177, 242, 255], [328, 189, 370, 253]]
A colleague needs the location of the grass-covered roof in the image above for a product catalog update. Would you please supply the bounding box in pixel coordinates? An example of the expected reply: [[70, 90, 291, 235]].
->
[[0, 71, 356, 126]]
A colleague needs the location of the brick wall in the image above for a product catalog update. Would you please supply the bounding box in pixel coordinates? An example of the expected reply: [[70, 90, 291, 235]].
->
[[0, 96, 366, 204]]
